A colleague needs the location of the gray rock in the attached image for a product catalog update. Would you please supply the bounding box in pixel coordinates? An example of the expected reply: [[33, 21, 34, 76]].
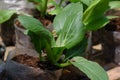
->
[[113, 31, 120, 65]]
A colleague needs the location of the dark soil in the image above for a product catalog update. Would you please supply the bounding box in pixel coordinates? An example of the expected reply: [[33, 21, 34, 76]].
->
[[38, 17, 52, 26], [60, 68, 90, 80], [12, 54, 90, 80], [12, 54, 40, 68], [12, 54, 59, 70]]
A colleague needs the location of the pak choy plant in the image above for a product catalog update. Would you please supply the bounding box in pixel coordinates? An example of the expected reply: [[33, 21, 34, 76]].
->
[[17, 0, 110, 80], [27, 0, 66, 17]]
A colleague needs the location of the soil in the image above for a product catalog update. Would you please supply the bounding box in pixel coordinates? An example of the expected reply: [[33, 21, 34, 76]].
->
[[60, 69, 90, 80], [12, 54, 59, 70], [12, 54, 40, 68], [63, 66, 90, 80], [12, 54, 90, 80], [38, 17, 52, 27]]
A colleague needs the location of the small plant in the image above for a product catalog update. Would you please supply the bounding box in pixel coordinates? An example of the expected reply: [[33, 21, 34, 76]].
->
[[17, 1, 109, 80], [27, 0, 65, 17], [28, 0, 49, 17]]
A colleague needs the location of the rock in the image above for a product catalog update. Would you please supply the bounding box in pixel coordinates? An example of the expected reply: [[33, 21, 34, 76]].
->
[[0, 42, 6, 59], [113, 31, 120, 65], [0, 60, 6, 80]]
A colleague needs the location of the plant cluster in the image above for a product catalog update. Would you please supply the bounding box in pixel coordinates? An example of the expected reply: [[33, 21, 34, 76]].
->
[[17, 1, 109, 80]]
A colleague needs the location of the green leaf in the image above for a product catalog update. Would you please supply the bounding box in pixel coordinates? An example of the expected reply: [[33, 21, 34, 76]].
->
[[45, 40, 56, 63], [83, 0, 109, 30], [18, 15, 53, 44], [27, 31, 45, 54], [70, 57, 109, 80], [0, 10, 16, 23], [64, 37, 87, 61], [53, 2, 83, 34], [53, 2, 85, 49], [70, 0, 81, 3], [109, 1, 120, 9], [18, 15, 57, 63], [86, 16, 109, 30], [52, 47, 65, 61]]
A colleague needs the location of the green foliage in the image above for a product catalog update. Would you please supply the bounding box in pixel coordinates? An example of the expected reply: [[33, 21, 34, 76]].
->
[[0, 10, 16, 23], [83, 0, 109, 30], [64, 37, 88, 61], [70, 0, 109, 30], [70, 57, 109, 80], [18, 15, 54, 62], [18, 15, 53, 41], [53, 2, 85, 49]]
